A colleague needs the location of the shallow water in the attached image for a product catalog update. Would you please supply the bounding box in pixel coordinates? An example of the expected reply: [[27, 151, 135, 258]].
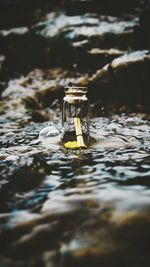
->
[[0, 114, 150, 266]]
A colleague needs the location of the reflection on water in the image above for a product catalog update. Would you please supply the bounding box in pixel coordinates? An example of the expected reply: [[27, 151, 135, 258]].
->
[[0, 115, 150, 266]]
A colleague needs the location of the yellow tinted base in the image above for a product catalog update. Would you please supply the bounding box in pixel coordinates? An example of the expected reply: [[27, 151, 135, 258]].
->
[[64, 141, 87, 149]]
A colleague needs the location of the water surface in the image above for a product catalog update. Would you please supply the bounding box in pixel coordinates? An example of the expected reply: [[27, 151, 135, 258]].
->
[[0, 114, 150, 266]]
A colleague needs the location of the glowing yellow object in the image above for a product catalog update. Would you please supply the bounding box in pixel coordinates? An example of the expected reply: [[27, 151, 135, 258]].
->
[[64, 141, 79, 149]]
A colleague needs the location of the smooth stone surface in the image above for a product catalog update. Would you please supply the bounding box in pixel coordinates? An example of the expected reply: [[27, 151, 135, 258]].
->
[[39, 126, 60, 137]]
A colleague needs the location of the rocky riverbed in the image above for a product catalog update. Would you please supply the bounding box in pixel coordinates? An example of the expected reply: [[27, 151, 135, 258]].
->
[[0, 1, 150, 266]]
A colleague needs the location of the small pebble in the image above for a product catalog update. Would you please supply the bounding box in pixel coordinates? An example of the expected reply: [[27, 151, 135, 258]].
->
[[39, 126, 60, 138], [38, 126, 61, 149], [125, 118, 136, 126]]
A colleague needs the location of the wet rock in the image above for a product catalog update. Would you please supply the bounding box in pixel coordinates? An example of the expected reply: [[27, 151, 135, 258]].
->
[[0, 4, 149, 77], [87, 50, 150, 106], [88, 48, 125, 58], [124, 117, 146, 126], [6, 155, 20, 162], [0, 67, 86, 124], [0, 73, 60, 123], [32, 12, 138, 68], [82, 48, 126, 71], [39, 126, 60, 137], [0, 11, 142, 78]]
